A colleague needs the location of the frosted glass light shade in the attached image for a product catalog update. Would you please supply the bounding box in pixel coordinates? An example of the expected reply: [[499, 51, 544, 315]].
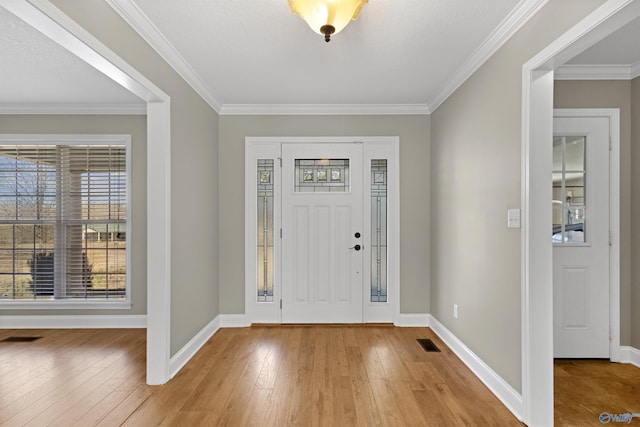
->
[[288, 0, 368, 42]]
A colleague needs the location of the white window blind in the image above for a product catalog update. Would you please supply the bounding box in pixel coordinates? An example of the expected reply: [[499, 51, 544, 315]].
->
[[0, 143, 128, 301]]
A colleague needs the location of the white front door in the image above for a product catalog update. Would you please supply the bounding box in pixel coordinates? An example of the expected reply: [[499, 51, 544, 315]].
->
[[552, 115, 610, 358], [281, 143, 364, 323]]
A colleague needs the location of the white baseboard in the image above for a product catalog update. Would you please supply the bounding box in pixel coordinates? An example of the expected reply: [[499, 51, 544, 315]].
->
[[169, 315, 221, 379], [0, 314, 146, 329], [219, 314, 251, 328], [619, 346, 640, 368], [429, 315, 523, 422], [395, 313, 430, 327]]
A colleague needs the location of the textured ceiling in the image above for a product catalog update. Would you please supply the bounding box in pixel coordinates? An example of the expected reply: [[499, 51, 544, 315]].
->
[[2, 1, 640, 112], [0, 6, 142, 107], [129, 0, 522, 107], [567, 17, 640, 65]]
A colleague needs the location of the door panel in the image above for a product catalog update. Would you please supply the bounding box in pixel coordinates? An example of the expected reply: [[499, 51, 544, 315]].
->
[[281, 143, 363, 323], [561, 266, 589, 328], [553, 116, 609, 358]]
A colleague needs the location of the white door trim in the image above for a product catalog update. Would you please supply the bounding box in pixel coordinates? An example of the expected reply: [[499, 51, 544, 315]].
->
[[553, 108, 620, 362], [245, 136, 400, 325], [522, 1, 638, 424]]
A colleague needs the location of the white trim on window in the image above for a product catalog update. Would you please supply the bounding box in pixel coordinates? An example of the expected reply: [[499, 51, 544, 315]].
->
[[0, 134, 132, 308]]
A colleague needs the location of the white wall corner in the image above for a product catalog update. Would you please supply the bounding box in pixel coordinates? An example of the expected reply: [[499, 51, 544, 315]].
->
[[219, 314, 251, 328], [0, 314, 147, 329], [619, 346, 640, 368], [429, 315, 524, 422], [394, 313, 431, 327], [169, 315, 221, 379]]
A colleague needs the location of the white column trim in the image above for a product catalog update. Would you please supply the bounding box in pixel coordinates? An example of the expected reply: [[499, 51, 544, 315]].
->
[[9, 0, 174, 385], [146, 100, 172, 385], [521, 1, 640, 424]]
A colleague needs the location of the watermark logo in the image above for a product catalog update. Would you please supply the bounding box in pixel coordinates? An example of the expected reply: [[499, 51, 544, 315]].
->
[[600, 412, 640, 424]]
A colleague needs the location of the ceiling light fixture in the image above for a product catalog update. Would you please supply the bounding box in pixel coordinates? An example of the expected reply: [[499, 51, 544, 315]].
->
[[288, 0, 368, 43]]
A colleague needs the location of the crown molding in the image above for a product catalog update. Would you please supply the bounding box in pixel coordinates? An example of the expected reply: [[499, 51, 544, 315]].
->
[[633, 60, 640, 79], [219, 103, 431, 116], [554, 64, 636, 80], [0, 103, 147, 115], [429, 0, 549, 111], [106, 0, 549, 116], [106, 0, 223, 113]]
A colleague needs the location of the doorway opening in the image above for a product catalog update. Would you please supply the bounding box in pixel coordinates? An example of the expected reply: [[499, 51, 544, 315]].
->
[[522, 1, 638, 424]]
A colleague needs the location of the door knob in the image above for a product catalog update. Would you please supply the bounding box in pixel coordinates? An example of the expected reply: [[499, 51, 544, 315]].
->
[[349, 244, 361, 251], [354, 232, 361, 238]]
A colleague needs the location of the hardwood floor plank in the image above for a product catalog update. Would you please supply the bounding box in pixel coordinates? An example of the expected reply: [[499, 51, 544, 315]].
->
[[70, 375, 145, 427], [555, 359, 640, 426], [1, 366, 104, 426], [96, 383, 152, 427], [7, 327, 639, 426]]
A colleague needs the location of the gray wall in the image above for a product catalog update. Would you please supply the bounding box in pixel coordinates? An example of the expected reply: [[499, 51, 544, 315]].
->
[[0, 114, 147, 316], [554, 80, 633, 346], [218, 115, 430, 315], [51, 0, 220, 356], [430, 0, 606, 392], [632, 77, 640, 348]]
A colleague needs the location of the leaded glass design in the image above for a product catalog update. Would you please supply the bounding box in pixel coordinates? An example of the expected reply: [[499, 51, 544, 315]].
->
[[294, 159, 349, 192], [371, 159, 387, 302], [552, 136, 586, 244], [257, 159, 274, 302]]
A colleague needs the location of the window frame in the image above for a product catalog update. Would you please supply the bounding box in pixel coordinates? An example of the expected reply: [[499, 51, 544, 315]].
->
[[0, 134, 132, 310]]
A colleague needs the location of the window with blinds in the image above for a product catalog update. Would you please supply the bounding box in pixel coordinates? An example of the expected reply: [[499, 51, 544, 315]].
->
[[0, 141, 128, 302]]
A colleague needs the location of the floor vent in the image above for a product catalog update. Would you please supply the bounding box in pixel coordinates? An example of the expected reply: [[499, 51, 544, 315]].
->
[[417, 338, 440, 352], [1, 336, 42, 343]]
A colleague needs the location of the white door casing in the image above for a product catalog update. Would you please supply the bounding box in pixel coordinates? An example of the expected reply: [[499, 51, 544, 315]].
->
[[281, 143, 364, 323], [553, 114, 610, 358], [522, 2, 632, 423], [244, 136, 400, 325]]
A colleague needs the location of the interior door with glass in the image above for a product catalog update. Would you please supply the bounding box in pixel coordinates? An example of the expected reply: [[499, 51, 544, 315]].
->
[[552, 116, 610, 358], [281, 143, 363, 323]]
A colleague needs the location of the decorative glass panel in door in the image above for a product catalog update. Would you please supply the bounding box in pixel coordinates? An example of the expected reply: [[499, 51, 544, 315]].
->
[[257, 159, 274, 302], [552, 136, 586, 243], [370, 159, 387, 302], [294, 159, 349, 192]]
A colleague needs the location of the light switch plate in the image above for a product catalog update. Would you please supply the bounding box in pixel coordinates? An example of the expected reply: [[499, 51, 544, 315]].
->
[[508, 208, 521, 229]]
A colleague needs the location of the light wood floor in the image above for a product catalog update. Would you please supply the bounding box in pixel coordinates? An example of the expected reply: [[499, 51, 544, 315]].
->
[[0, 326, 522, 426], [554, 358, 640, 426], [2, 326, 637, 426]]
